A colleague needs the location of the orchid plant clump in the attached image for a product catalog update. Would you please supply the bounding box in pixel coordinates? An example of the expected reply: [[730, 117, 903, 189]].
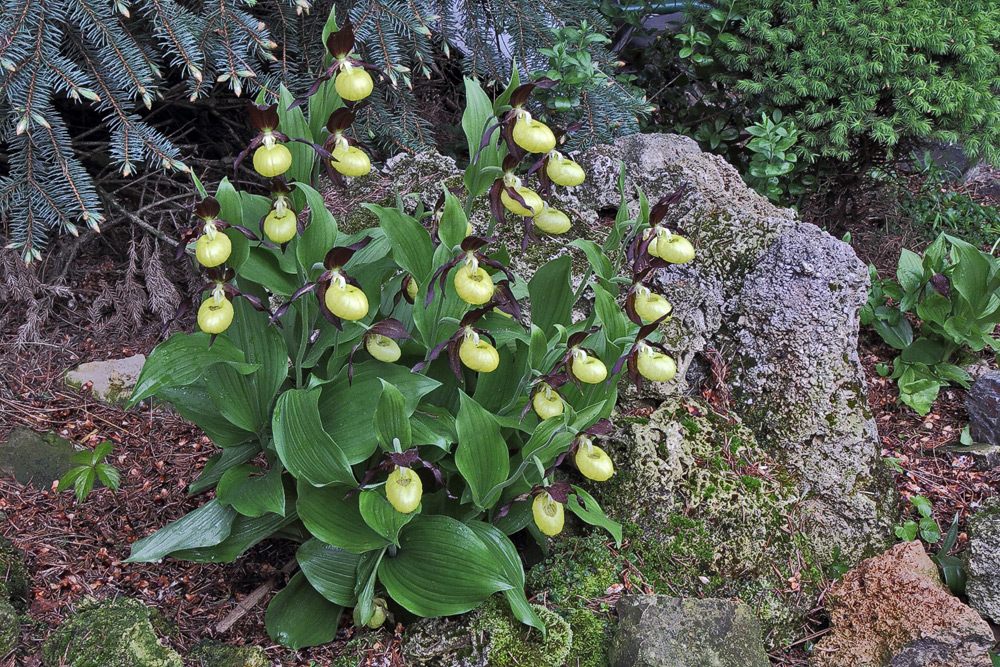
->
[[125, 14, 697, 651]]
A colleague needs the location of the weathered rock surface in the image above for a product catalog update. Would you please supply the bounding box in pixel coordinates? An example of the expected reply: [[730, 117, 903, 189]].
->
[[0, 537, 29, 609], [402, 596, 572, 667], [967, 371, 1000, 447], [65, 353, 146, 404], [599, 398, 819, 646], [966, 497, 1000, 624], [0, 427, 75, 488], [608, 595, 769, 667], [0, 583, 18, 659], [811, 541, 993, 667], [187, 639, 269, 667], [355, 133, 897, 565], [41, 597, 183, 667], [942, 443, 1000, 470]]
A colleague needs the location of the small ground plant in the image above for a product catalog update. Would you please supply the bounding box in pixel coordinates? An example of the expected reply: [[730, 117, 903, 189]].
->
[[862, 233, 1000, 415], [124, 19, 696, 649]]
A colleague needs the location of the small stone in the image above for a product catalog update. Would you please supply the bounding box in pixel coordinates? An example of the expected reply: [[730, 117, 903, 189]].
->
[[966, 497, 1000, 624], [0, 537, 29, 610], [608, 595, 770, 667], [40, 597, 183, 667], [941, 443, 1000, 471], [187, 639, 269, 667], [65, 353, 146, 404], [811, 541, 992, 667], [0, 586, 18, 658], [0, 427, 76, 489], [966, 371, 1000, 446]]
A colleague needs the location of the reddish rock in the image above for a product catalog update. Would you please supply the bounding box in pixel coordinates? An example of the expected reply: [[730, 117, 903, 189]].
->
[[811, 541, 993, 667]]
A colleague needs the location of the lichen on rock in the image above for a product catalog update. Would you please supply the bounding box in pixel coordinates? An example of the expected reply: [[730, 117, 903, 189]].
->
[[187, 639, 269, 667], [0, 537, 29, 610], [0, 584, 19, 659], [40, 597, 182, 667]]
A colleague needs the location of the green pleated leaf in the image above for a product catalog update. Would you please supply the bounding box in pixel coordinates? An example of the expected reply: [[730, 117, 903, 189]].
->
[[217, 179, 250, 270], [367, 204, 433, 284], [240, 248, 300, 296], [318, 361, 440, 464], [378, 515, 509, 617], [528, 256, 575, 336], [439, 192, 469, 250], [188, 442, 261, 496], [568, 239, 613, 281], [359, 489, 416, 546], [205, 363, 259, 432], [297, 538, 362, 606], [410, 405, 457, 450], [466, 521, 544, 633], [228, 296, 289, 424], [296, 182, 338, 270], [157, 384, 255, 448], [568, 486, 622, 546], [273, 388, 356, 487], [129, 333, 258, 405], [172, 510, 295, 563], [374, 381, 411, 451], [216, 463, 286, 517], [278, 85, 315, 184], [454, 391, 509, 508], [266, 572, 342, 650], [126, 499, 237, 562], [297, 480, 389, 554]]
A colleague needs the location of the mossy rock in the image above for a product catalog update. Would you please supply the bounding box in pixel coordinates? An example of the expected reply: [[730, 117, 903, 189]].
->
[[187, 639, 268, 667], [41, 597, 182, 667], [568, 398, 825, 648], [0, 584, 18, 658], [402, 596, 572, 667], [0, 537, 29, 610]]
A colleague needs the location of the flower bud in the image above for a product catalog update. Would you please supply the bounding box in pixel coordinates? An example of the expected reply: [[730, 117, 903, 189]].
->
[[546, 155, 586, 186], [636, 346, 677, 383], [385, 466, 422, 514], [459, 334, 499, 373], [532, 492, 564, 536], [634, 288, 673, 323], [512, 114, 556, 154], [454, 263, 494, 305], [253, 143, 292, 178], [264, 208, 297, 243], [325, 279, 369, 321], [335, 67, 374, 101], [197, 292, 234, 334], [532, 385, 564, 420], [571, 350, 607, 384], [331, 143, 371, 178], [574, 438, 614, 481], [534, 207, 571, 235], [195, 229, 232, 268], [365, 334, 401, 363], [500, 185, 543, 217]]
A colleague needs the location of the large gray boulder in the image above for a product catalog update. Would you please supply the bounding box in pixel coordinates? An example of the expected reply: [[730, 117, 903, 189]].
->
[[343, 132, 898, 564], [966, 497, 1000, 623], [608, 595, 770, 667], [0, 427, 76, 488]]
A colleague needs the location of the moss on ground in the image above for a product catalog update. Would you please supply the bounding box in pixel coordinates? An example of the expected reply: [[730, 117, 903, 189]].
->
[[40, 597, 182, 667], [187, 639, 268, 667], [0, 538, 28, 610], [472, 596, 571, 667]]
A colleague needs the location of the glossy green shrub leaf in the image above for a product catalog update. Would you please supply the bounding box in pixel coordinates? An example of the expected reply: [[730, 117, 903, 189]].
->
[[297, 481, 389, 553], [374, 381, 411, 451], [359, 489, 416, 546], [378, 515, 509, 616], [266, 572, 341, 650], [319, 362, 440, 464], [528, 255, 574, 336], [129, 333, 258, 405], [369, 205, 433, 284], [273, 388, 356, 487], [455, 392, 509, 508], [216, 463, 286, 517], [568, 486, 622, 546], [172, 510, 296, 563], [296, 182, 338, 270], [297, 538, 362, 606], [126, 499, 237, 562]]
